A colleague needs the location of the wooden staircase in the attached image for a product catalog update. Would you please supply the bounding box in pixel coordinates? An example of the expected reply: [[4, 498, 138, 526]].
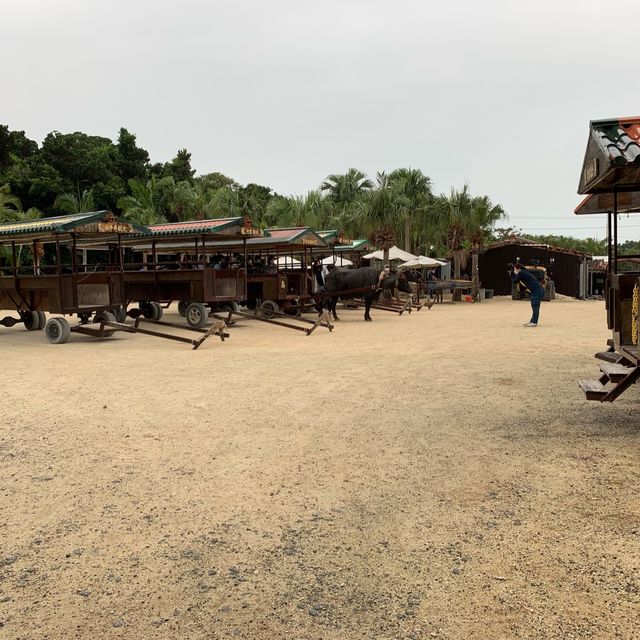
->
[[579, 341, 640, 401]]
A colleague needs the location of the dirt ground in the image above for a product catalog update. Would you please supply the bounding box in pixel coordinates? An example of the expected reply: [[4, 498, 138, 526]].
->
[[1, 296, 639, 639]]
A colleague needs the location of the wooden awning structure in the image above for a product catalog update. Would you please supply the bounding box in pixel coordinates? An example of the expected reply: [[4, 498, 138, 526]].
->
[[575, 191, 640, 215], [147, 217, 262, 239], [0, 211, 147, 244], [124, 225, 326, 254], [578, 117, 640, 195]]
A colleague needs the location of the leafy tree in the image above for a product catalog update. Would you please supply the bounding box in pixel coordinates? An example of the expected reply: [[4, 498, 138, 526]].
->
[[465, 195, 506, 295], [117, 176, 172, 225], [321, 168, 373, 207], [40, 131, 116, 192], [388, 168, 433, 252], [115, 128, 149, 182], [431, 184, 506, 287], [493, 226, 523, 241], [265, 191, 335, 229], [54, 189, 95, 214], [0, 183, 22, 221], [346, 172, 399, 263], [163, 149, 195, 182], [195, 172, 238, 193]]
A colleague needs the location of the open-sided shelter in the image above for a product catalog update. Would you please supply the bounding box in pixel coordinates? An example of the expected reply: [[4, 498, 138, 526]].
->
[[474, 237, 591, 298]]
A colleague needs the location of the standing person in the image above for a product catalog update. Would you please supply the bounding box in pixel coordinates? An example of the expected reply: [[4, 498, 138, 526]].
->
[[312, 258, 329, 293], [511, 262, 544, 327], [378, 264, 391, 288]]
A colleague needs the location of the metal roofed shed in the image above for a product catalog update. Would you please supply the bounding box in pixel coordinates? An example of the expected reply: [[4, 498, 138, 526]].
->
[[472, 237, 591, 299]]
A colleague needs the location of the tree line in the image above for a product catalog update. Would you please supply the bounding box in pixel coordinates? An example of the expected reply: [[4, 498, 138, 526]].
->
[[3, 124, 608, 269]]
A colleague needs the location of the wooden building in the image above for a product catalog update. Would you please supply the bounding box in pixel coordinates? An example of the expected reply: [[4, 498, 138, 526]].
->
[[473, 237, 591, 298]]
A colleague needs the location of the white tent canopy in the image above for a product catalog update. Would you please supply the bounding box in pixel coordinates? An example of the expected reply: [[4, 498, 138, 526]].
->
[[321, 255, 353, 267], [397, 255, 447, 269], [363, 246, 417, 262], [275, 256, 301, 268]]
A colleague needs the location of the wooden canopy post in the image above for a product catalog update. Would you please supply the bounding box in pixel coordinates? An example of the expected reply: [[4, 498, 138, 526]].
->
[[607, 211, 612, 274], [613, 191, 618, 275], [11, 241, 17, 276]]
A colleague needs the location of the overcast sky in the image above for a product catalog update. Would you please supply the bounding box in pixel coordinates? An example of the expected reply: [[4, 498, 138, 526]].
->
[[4, 0, 640, 240]]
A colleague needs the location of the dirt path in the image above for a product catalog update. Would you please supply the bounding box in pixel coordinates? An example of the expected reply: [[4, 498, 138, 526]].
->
[[1, 297, 639, 639]]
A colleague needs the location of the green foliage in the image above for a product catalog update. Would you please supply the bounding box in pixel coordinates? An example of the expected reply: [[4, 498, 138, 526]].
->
[[117, 176, 171, 225], [0, 183, 22, 221], [54, 189, 95, 214], [115, 128, 150, 182], [521, 234, 606, 255], [321, 169, 373, 207], [163, 149, 195, 182], [0, 124, 517, 259]]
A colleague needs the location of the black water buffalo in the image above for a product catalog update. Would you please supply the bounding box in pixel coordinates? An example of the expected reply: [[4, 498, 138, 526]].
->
[[322, 267, 412, 321]]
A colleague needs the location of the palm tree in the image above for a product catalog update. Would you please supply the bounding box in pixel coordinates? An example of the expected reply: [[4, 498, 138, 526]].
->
[[0, 184, 22, 222], [117, 176, 171, 225], [432, 185, 506, 296], [346, 172, 400, 263], [265, 190, 338, 229], [433, 186, 472, 280], [320, 169, 373, 208], [465, 194, 506, 296], [54, 189, 95, 214], [388, 168, 432, 253]]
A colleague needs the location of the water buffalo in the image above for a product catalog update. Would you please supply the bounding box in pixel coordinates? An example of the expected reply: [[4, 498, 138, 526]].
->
[[322, 267, 412, 321]]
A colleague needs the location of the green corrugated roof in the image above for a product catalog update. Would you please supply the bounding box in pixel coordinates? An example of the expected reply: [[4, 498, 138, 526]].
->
[[0, 211, 147, 240], [147, 217, 254, 237], [335, 239, 372, 251]]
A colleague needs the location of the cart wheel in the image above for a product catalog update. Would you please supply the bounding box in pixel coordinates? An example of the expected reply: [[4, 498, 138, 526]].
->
[[150, 301, 163, 321], [114, 307, 127, 323], [36, 311, 47, 330], [45, 317, 71, 344], [220, 302, 239, 313], [283, 300, 301, 317], [259, 300, 280, 318], [178, 300, 190, 317], [139, 301, 155, 319], [22, 310, 41, 331], [245, 298, 260, 311], [185, 302, 209, 328], [93, 311, 117, 337]]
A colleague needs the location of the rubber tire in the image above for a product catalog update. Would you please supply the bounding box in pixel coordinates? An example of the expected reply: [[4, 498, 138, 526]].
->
[[114, 307, 127, 323], [283, 300, 301, 317], [45, 317, 71, 344], [23, 311, 41, 331], [259, 300, 280, 318], [178, 300, 190, 317], [139, 301, 155, 319], [93, 311, 117, 337], [150, 301, 163, 321], [185, 302, 209, 329], [220, 302, 239, 313], [36, 311, 47, 330]]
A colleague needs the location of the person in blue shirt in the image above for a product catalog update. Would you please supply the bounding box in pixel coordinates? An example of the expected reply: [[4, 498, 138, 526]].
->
[[511, 262, 544, 327]]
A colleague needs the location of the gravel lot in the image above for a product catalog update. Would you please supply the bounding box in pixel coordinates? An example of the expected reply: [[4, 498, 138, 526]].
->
[[1, 296, 639, 639]]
